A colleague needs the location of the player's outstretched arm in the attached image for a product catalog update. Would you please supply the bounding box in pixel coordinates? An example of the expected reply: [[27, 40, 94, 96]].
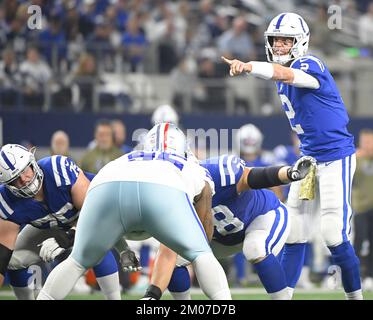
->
[[236, 156, 316, 193], [221, 56, 319, 89], [0, 220, 19, 287]]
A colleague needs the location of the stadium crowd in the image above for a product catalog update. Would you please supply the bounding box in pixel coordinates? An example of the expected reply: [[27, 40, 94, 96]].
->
[[1, 0, 373, 112]]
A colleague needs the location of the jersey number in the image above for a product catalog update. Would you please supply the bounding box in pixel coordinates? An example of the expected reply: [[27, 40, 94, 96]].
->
[[279, 94, 304, 134], [212, 205, 244, 236]]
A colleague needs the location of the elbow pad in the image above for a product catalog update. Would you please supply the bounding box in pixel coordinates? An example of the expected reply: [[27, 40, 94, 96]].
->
[[0, 244, 13, 276], [247, 166, 285, 189]]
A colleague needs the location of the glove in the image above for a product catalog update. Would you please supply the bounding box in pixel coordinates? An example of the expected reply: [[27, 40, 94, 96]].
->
[[119, 248, 142, 272], [287, 156, 316, 181], [54, 227, 76, 249], [39, 237, 66, 263]]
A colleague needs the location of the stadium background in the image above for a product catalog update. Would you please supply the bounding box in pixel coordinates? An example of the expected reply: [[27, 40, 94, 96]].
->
[[1, 0, 373, 299]]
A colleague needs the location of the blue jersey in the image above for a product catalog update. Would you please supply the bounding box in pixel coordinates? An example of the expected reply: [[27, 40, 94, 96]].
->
[[276, 55, 355, 162], [201, 155, 280, 246], [0, 156, 81, 229]]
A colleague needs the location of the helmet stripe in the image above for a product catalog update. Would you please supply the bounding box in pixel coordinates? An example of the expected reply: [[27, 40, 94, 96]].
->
[[275, 13, 286, 30], [155, 123, 161, 151], [1, 151, 15, 171], [163, 122, 169, 151], [298, 18, 306, 33]]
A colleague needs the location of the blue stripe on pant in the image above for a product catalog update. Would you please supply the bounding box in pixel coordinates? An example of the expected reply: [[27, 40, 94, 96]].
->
[[265, 204, 287, 256], [72, 181, 212, 269]]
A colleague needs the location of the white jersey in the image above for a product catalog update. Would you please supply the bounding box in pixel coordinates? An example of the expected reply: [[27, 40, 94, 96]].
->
[[89, 151, 214, 202]]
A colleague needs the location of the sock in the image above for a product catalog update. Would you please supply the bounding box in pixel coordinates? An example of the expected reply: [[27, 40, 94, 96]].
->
[[280, 243, 306, 288], [345, 289, 363, 300], [11, 286, 35, 300], [269, 287, 292, 300], [170, 290, 192, 300], [168, 266, 191, 300], [92, 250, 119, 277], [96, 273, 121, 300], [253, 254, 289, 299], [140, 245, 150, 269], [328, 241, 362, 298], [37, 257, 86, 300], [8, 269, 34, 300], [192, 252, 231, 300], [233, 252, 246, 284]]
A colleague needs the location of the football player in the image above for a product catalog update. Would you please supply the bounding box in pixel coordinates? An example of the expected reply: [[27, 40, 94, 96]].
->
[[37, 123, 231, 300], [0, 144, 121, 299], [141, 154, 315, 300], [222, 12, 361, 299]]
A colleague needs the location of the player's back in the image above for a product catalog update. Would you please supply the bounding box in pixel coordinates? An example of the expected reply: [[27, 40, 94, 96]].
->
[[89, 151, 211, 201], [277, 54, 355, 162]]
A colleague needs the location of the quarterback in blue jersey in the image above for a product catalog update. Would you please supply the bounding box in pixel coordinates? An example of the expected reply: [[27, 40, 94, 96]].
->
[[0, 144, 121, 300], [222, 12, 361, 299], [141, 154, 315, 300]]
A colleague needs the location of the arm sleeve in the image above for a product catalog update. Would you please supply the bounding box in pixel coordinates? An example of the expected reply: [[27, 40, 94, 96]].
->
[[290, 56, 327, 90]]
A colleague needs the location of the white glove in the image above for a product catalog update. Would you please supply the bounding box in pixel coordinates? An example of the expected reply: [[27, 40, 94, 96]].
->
[[39, 237, 66, 263]]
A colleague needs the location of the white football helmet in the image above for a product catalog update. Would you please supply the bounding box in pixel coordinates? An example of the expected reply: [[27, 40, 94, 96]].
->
[[236, 124, 263, 154], [264, 12, 310, 65], [151, 104, 179, 126], [0, 144, 44, 198], [144, 122, 190, 158]]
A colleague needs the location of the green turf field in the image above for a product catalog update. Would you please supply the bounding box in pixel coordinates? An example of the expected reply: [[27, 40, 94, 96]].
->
[[1, 288, 372, 300]]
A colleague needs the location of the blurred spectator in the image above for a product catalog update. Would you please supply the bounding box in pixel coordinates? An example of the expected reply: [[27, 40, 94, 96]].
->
[[358, 2, 373, 47], [151, 104, 180, 126], [217, 16, 256, 61], [0, 47, 22, 109], [68, 52, 99, 111], [170, 56, 198, 111], [50, 130, 71, 158], [79, 119, 123, 173], [122, 14, 147, 72], [38, 15, 67, 71], [352, 128, 373, 291], [111, 119, 132, 154], [86, 17, 116, 72], [308, 5, 337, 57], [19, 46, 52, 110], [195, 51, 227, 112]]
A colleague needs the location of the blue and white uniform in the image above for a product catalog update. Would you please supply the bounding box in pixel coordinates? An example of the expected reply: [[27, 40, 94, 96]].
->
[[0, 156, 81, 229], [276, 54, 360, 297], [0, 156, 118, 295], [201, 155, 289, 261], [170, 155, 291, 298], [278, 55, 356, 246]]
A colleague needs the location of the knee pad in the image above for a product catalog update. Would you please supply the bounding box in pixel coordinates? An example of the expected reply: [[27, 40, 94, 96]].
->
[[8, 250, 39, 270], [320, 214, 344, 247], [243, 237, 266, 262], [286, 207, 307, 244]]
